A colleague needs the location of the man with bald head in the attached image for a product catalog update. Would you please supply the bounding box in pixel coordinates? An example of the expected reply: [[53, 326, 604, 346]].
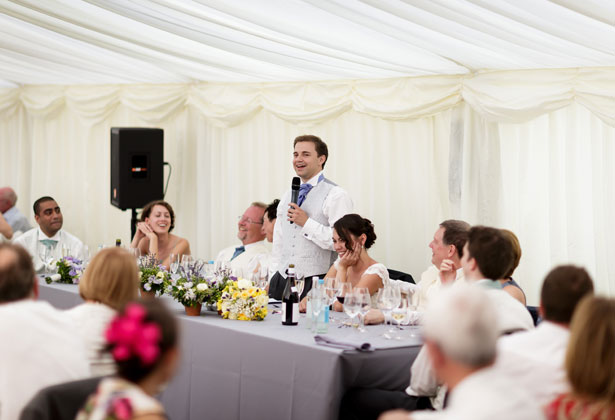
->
[[0, 187, 31, 240], [0, 243, 89, 419], [215, 202, 270, 276]]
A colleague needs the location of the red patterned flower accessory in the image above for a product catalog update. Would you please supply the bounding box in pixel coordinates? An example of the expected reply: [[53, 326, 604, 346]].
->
[[105, 303, 162, 366]]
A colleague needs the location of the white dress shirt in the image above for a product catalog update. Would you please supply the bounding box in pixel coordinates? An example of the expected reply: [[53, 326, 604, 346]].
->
[[270, 171, 353, 276], [410, 366, 545, 420], [407, 281, 534, 402], [0, 300, 90, 420], [496, 321, 569, 407], [65, 302, 117, 377], [12, 227, 84, 273], [413, 265, 466, 312], [216, 240, 271, 277]]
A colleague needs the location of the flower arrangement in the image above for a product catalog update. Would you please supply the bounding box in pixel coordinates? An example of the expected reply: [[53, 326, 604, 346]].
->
[[168, 260, 230, 307], [138, 253, 170, 296], [217, 278, 268, 321], [45, 256, 84, 284]]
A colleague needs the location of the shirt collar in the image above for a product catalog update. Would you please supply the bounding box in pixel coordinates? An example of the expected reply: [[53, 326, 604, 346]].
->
[[37, 226, 61, 241], [242, 240, 265, 250], [303, 171, 324, 187], [476, 279, 503, 290]]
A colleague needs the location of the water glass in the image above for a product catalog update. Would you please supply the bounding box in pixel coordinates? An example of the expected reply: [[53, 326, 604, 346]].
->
[[343, 293, 360, 328], [355, 288, 371, 332]]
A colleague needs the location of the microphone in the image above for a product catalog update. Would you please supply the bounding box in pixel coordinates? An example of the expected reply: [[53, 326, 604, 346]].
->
[[290, 177, 300, 224]]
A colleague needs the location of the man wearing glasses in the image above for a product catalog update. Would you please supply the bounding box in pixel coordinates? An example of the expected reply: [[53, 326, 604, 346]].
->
[[214, 202, 269, 276]]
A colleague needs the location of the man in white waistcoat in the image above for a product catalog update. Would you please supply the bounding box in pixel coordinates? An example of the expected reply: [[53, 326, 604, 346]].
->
[[269, 135, 353, 299]]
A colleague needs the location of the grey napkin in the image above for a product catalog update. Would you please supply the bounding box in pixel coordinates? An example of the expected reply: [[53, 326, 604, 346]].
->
[[314, 335, 373, 352]]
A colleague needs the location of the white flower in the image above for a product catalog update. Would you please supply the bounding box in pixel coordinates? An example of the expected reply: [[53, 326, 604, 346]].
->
[[185, 289, 196, 300], [166, 286, 173, 294], [185, 281, 193, 289], [196, 283, 208, 291], [153, 276, 163, 284], [156, 271, 165, 279], [256, 295, 268, 307], [237, 278, 252, 290], [144, 283, 152, 291]]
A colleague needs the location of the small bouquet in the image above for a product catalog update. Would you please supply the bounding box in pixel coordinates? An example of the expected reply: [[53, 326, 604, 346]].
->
[[138, 253, 170, 296], [168, 260, 230, 307], [45, 256, 84, 284], [217, 278, 268, 321]]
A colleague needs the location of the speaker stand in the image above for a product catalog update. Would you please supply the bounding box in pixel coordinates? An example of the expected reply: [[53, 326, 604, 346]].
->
[[131, 208, 138, 241]]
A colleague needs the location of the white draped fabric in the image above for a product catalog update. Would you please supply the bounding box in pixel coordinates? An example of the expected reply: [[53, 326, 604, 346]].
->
[[1, 70, 614, 304], [1, 1, 614, 86]]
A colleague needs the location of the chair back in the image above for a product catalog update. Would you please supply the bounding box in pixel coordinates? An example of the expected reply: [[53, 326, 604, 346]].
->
[[387, 269, 415, 284]]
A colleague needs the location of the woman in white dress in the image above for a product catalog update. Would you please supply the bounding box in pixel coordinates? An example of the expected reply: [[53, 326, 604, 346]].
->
[[300, 213, 388, 312], [76, 299, 179, 420], [66, 247, 140, 376]]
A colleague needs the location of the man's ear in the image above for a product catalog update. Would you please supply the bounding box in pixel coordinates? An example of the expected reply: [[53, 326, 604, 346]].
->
[[32, 276, 39, 299], [447, 245, 456, 259], [318, 154, 326, 168]]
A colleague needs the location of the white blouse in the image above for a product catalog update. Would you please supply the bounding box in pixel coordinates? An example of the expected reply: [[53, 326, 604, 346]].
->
[[65, 302, 117, 376], [333, 258, 389, 307]]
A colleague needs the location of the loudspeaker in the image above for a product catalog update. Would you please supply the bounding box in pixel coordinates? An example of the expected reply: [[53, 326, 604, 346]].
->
[[110, 127, 164, 210]]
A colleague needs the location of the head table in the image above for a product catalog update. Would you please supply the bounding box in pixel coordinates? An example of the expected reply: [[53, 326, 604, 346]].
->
[[37, 279, 421, 420]]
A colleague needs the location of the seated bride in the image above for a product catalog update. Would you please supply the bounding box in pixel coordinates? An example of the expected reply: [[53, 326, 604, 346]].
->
[[130, 200, 191, 269], [299, 213, 388, 312]]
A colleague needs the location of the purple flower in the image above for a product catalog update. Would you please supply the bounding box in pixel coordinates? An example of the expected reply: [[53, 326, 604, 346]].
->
[[69, 269, 77, 277]]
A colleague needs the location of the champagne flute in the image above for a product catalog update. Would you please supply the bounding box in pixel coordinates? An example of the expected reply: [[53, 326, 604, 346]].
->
[[295, 273, 305, 298]]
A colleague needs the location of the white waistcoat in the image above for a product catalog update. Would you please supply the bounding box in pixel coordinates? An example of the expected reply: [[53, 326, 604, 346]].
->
[[278, 178, 337, 278]]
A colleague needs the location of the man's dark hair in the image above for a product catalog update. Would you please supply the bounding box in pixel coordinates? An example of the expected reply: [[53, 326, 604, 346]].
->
[[467, 226, 514, 280], [265, 199, 279, 222], [293, 135, 328, 169], [33, 196, 56, 216], [541, 265, 594, 324], [0, 243, 36, 303], [440, 220, 470, 259]]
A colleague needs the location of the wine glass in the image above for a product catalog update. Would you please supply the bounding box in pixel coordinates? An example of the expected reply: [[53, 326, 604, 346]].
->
[[337, 282, 352, 306], [391, 298, 409, 340], [324, 277, 339, 323], [377, 286, 400, 339], [38, 245, 50, 276], [181, 255, 193, 274], [169, 253, 180, 275], [354, 287, 371, 332], [343, 292, 360, 328], [406, 295, 421, 338]]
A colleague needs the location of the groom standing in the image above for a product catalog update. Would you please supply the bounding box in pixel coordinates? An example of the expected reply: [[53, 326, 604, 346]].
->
[[268, 135, 353, 299]]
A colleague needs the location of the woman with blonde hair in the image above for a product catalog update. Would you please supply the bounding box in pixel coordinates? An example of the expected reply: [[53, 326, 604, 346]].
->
[[545, 296, 615, 419], [66, 247, 140, 375]]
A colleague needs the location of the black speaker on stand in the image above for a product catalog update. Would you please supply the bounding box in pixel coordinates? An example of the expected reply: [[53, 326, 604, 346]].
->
[[110, 127, 164, 240]]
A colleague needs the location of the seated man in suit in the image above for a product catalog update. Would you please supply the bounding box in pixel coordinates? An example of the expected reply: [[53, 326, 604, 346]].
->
[[0, 243, 89, 419], [215, 202, 270, 277]]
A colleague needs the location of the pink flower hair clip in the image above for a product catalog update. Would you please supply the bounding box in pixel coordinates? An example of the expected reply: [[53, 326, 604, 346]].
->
[[105, 303, 162, 366]]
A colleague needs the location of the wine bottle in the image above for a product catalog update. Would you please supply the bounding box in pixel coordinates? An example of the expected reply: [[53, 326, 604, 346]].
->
[[115, 239, 122, 247], [282, 264, 299, 326]]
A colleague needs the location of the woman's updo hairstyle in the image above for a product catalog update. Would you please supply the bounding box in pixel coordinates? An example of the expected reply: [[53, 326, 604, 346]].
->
[[105, 299, 178, 383], [334, 214, 377, 251]]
